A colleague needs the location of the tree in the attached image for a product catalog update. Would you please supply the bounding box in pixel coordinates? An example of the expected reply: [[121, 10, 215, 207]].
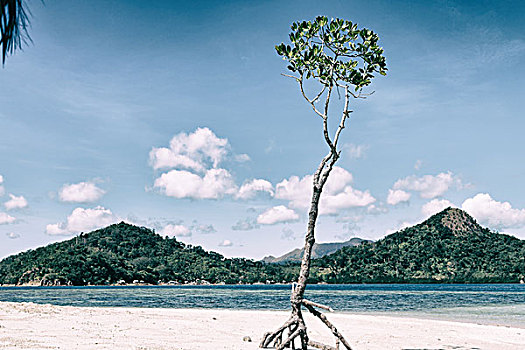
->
[[0, 0, 31, 64], [260, 16, 387, 350]]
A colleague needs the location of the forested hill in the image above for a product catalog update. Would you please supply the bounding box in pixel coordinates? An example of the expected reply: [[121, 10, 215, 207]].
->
[[1, 208, 524, 286], [0, 223, 296, 286], [314, 208, 525, 283]]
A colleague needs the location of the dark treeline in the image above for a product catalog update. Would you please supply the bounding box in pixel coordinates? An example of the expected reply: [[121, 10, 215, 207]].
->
[[1, 208, 524, 286], [313, 208, 525, 283], [0, 223, 299, 286]]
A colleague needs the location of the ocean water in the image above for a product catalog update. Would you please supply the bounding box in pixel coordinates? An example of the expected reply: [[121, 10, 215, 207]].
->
[[0, 284, 524, 326]]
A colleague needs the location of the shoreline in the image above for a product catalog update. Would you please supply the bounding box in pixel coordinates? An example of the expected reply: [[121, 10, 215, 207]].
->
[[1, 302, 524, 349], [2, 281, 525, 287]]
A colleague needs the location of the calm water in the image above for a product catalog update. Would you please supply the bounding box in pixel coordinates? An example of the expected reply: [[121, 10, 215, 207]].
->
[[1, 284, 524, 325]]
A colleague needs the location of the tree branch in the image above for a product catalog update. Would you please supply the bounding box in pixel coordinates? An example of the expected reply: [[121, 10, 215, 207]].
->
[[299, 78, 326, 119], [333, 86, 351, 149], [302, 299, 334, 312]]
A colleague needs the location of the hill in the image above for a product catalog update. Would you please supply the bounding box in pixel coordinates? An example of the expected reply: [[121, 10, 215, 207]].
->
[[313, 208, 525, 283], [0, 222, 297, 286], [1, 208, 524, 285], [262, 238, 370, 263]]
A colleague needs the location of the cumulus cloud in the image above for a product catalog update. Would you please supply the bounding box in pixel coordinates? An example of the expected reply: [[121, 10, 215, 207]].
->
[[275, 167, 374, 215], [421, 199, 455, 217], [236, 179, 274, 200], [149, 127, 229, 172], [161, 224, 191, 237], [45, 206, 118, 235], [392, 172, 460, 199], [231, 218, 258, 231], [0, 212, 15, 225], [6, 232, 20, 239], [154, 169, 236, 199], [59, 181, 106, 203], [386, 189, 411, 205], [4, 194, 28, 210], [462, 193, 525, 230], [218, 239, 233, 247], [257, 205, 299, 225], [319, 187, 375, 215]]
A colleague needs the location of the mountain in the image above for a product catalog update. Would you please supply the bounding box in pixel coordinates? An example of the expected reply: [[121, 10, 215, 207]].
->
[[262, 238, 370, 263], [1, 208, 524, 286], [0, 222, 298, 286], [313, 208, 525, 283]]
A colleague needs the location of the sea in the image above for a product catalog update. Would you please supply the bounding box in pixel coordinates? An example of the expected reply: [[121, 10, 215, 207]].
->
[[1, 284, 524, 327]]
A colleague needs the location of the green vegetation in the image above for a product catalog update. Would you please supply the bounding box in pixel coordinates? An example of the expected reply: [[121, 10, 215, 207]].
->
[[0, 223, 298, 286], [314, 208, 525, 283], [1, 208, 524, 286]]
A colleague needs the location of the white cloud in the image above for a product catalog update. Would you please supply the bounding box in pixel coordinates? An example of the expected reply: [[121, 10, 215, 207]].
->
[[366, 204, 388, 215], [0, 175, 4, 196], [4, 194, 28, 210], [45, 206, 118, 235], [59, 181, 106, 203], [343, 143, 368, 159], [192, 223, 216, 234], [421, 199, 455, 217], [218, 239, 233, 247], [414, 160, 422, 170], [274, 174, 311, 207], [154, 168, 237, 199], [149, 127, 229, 172], [236, 179, 274, 199], [387, 189, 411, 205], [0, 212, 15, 225], [319, 187, 375, 215], [462, 193, 525, 230], [257, 205, 299, 225], [386, 221, 415, 235], [161, 224, 191, 237], [275, 167, 374, 215], [234, 154, 251, 162], [392, 172, 460, 199], [6, 232, 20, 239], [231, 218, 258, 231]]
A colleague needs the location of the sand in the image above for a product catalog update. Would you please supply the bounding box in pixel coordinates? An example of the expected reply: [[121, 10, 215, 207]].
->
[[0, 302, 523, 349]]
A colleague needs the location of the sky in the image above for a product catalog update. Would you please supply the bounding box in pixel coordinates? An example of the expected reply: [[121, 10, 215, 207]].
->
[[1, 0, 525, 260]]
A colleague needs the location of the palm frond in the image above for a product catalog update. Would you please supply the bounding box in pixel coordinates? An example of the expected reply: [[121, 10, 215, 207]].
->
[[0, 0, 32, 65]]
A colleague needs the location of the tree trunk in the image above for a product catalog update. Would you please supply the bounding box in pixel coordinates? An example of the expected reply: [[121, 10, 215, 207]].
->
[[291, 185, 322, 309]]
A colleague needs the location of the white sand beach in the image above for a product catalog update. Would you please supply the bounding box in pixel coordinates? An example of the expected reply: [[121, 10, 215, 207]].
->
[[0, 302, 523, 350]]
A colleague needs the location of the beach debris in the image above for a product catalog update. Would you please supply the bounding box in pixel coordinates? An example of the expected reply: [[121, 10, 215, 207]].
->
[[243, 336, 252, 342]]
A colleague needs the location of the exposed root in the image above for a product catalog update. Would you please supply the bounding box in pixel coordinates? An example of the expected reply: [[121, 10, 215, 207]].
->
[[260, 300, 352, 350], [302, 299, 334, 312], [302, 303, 352, 350], [308, 340, 337, 350], [260, 317, 297, 348]]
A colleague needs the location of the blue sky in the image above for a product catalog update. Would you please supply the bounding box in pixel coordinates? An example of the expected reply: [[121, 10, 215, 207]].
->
[[1, 0, 524, 259]]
